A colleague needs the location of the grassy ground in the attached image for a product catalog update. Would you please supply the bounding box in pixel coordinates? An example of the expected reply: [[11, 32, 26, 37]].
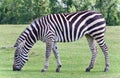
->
[[0, 25, 120, 78]]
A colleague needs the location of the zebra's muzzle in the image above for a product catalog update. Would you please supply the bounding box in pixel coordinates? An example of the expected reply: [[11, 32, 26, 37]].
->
[[13, 64, 21, 71]]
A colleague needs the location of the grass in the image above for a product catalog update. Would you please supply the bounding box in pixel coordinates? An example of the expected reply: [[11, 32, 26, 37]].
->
[[0, 25, 120, 78]]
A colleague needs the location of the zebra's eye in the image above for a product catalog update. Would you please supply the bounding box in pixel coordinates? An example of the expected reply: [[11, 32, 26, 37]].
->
[[15, 55, 18, 57]]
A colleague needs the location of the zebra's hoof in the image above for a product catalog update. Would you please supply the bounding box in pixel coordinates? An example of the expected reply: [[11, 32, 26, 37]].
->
[[56, 65, 62, 72], [85, 68, 90, 72], [104, 68, 109, 72], [41, 69, 46, 72], [56, 68, 60, 72]]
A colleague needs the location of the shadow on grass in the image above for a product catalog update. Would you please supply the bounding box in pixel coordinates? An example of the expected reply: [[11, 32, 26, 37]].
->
[[0, 68, 110, 75]]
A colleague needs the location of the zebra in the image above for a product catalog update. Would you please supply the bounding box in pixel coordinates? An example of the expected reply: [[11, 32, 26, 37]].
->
[[13, 10, 109, 72]]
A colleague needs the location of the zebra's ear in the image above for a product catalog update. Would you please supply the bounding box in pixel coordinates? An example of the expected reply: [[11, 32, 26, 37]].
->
[[14, 43, 18, 48], [14, 40, 26, 48]]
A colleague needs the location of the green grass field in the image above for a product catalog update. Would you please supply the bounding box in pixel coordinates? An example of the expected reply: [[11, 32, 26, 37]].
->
[[0, 25, 120, 78]]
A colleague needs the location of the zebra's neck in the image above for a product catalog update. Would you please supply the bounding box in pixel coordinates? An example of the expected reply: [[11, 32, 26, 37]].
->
[[22, 17, 48, 47]]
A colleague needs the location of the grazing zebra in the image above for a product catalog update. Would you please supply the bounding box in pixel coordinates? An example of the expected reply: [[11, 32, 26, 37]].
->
[[13, 10, 109, 72]]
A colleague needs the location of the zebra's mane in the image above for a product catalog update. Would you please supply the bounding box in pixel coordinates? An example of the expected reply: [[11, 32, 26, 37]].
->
[[14, 35, 25, 48], [14, 22, 38, 48]]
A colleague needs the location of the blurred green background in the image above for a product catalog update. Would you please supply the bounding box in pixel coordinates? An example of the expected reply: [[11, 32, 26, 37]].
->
[[0, 0, 120, 25]]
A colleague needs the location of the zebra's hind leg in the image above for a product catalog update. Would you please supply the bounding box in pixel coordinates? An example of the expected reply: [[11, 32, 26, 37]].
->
[[94, 30, 109, 72], [97, 41, 110, 72], [52, 42, 62, 72], [85, 35, 98, 72]]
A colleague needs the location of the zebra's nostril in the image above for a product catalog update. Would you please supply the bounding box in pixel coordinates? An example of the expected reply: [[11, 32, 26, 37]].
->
[[13, 64, 21, 71]]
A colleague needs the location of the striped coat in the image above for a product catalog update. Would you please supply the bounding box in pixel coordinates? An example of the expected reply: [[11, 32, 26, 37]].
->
[[13, 10, 109, 72]]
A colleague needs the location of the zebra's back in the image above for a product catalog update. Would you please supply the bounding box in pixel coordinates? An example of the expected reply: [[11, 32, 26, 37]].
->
[[46, 10, 106, 42]]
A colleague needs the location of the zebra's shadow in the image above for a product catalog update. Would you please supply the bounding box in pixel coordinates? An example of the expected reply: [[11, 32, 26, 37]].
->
[[1, 69, 105, 74]]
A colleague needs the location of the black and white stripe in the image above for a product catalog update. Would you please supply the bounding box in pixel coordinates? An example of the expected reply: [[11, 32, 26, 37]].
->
[[13, 10, 109, 72]]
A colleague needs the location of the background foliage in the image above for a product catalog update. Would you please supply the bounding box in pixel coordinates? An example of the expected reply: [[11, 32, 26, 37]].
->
[[0, 0, 120, 25]]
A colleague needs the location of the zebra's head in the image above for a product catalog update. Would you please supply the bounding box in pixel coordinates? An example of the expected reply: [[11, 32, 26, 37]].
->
[[13, 40, 29, 71]]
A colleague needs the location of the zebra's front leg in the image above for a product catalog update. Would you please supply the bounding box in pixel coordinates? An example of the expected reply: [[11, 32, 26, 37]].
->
[[52, 42, 62, 72], [85, 35, 98, 72], [41, 41, 53, 72]]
